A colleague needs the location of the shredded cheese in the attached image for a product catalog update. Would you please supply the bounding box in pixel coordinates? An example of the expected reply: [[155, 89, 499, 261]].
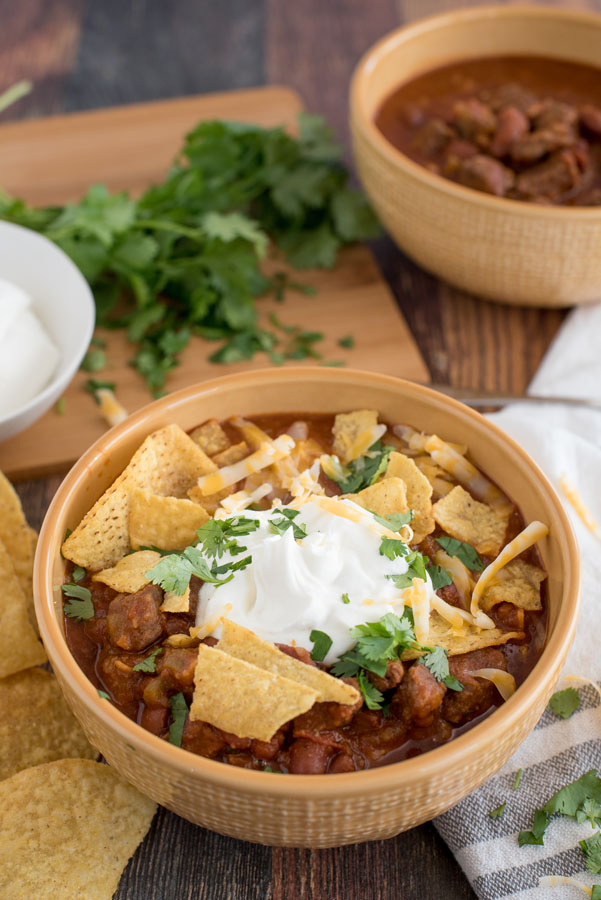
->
[[539, 876, 594, 896], [474, 668, 516, 701], [563, 675, 601, 702], [347, 423, 387, 462], [425, 434, 514, 516], [560, 475, 601, 543], [405, 577, 430, 644], [196, 434, 295, 496], [433, 547, 473, 609], [97, 388, 128, 428], [470, 521, 549, 619], [430, 593, 472, 632], [283, 459, 324, 503], [215, 483, 272, 518]]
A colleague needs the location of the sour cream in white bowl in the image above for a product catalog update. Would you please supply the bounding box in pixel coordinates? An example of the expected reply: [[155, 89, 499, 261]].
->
[[0, 221, 95, 441]]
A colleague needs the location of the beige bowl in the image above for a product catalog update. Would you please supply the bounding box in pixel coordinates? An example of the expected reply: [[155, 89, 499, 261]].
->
[[35, 368, 580, 847], [350, 4, 601, 307]]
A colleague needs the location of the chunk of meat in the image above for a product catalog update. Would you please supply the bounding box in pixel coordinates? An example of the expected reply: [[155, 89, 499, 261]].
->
[[157, 648, 197, 690], [530, 99, 578, 136], [510, 130, 572, 163], [288, 739, 334, 774], [391, 662, 446, 726], [514, 149, 582, 202], [444, 138, 479, 163], [454, 154, 515, 196], [293, 690, 362, 740], [107, 584, 163, 651], [275, 643, 317, 667], [442, 648, 506, 724], [489, 106, 529, 157], [411, 118, 453, 156], [346, 708, 407, 763], [139, 705, 169, 736], [328, 751, 356, 773], [484, 83, 537, 114], [182, 719, 226, 758], [452, 98, 496, 142], [250, 730, 287, 762], [581, 104, 601, 137], [491, 602, 525, 632], [367, 659, 405, 693]]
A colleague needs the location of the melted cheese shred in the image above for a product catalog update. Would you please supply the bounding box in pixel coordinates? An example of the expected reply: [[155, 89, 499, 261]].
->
[[539, 876, 594, 896], [430, 593, 475, 632], [405, 578, 430, 644], [470, 521, 549, 619], [196, 434, 295, 496], [347, 423, 387, 462], [97, 388, 128, 428], [563, 675, 601, 702], [215, 483, 272, 518], [560, 475, 601, 543], [474, 668, 516, 701], [433, 548, 473, 609]]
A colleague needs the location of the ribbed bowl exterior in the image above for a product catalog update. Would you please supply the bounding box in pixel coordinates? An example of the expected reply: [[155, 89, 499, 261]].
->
[[350, 5, 601, 307], [35, 369, 580, 847]]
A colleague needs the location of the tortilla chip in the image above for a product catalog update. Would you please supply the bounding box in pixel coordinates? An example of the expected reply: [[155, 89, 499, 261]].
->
[[129, 488, 209, 552], [0, 539, 46, 678], [332, 409, 379, 464], [160, 585, 190, 614], [62, 425, 216, 570], [190, 644, 317, 742], [385, 451, 434, 543], [218, 619, 360, 705], [92, 550, 161, 594], [189, 419, 230, 456], [402, 611, 524, 659], [188, 484, 233, 514], [0, 472, 34, 603], [480, 559, 546, 612], [0, 669, 98, 781], [212, 441, 249, 467], [431, 477, 455, 499], [0, 759, 156, 899], [346, 477, 408, 520], [432, 485, 508, 556]]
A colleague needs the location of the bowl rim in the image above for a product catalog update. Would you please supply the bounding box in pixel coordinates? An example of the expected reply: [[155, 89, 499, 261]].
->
[[350, 2, 601, 220], [0, 220, 95, 428], [35, 367, 581, 798]]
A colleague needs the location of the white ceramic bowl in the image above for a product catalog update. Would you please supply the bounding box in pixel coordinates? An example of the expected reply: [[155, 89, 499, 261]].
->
[[0, 221, 95, 441]]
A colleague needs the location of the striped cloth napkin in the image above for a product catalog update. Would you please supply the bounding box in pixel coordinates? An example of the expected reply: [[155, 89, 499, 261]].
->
[[434, 302, 601, 900]]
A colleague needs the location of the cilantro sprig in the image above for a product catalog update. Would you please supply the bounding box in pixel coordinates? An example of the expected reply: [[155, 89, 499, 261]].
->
[[435, 536, 484, 571], [132, 648, 163, 673], [0, 113, 379, 393], [325, 439, 395, 494], [519, 770, 601, 847], [62, 583, 94, 621], [269, 508, 307, 540]]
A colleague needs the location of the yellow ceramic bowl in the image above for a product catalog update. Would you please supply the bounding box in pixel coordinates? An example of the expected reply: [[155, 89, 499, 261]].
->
[[350, 4, 601, 307], [35, 368, 580, 847]]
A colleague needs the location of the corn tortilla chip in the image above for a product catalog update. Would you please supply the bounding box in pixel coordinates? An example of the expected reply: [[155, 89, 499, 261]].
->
[[346, 477, 408, 520], [189, 419, 230, 456], [402, 611, 524, 659], [0, 759, 156, 900], [92, 550, 161, 594], [432, 485, 508, 556], [0, 473, 34, 603], [190, 644, 317, 742], [0, 669, 98, 781], [62, 425, 216, 571], [218, 619, 360, 705], [0, 539, 46, 678], [129, 488, 209, 552], [211, 441, 249, 467], [480, 559, 546, 612], [188, 484, 233, 514], [332, 409, 379, 464], [385, 451, 435, 543], [160, 585, 190, 614]]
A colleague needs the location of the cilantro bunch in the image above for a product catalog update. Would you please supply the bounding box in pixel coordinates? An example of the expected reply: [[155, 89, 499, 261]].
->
[[329, 610, 462, 709], [0, 113, 379, 393]]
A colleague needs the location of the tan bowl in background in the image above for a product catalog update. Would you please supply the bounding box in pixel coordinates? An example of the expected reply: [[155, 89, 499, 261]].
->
[[35, 368, 580, 847], [350, 4, 601, 307]]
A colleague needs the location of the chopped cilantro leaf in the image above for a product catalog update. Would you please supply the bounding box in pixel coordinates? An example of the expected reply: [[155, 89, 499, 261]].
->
[[84, 378, 116, 403], [519, 769, 601, 848], [71, 565, 86, 583], [577, 798, 601, 828], [513, 768, 523, 790], [98, 689, 110, 700], [195, 516, 258, 559], [427, 565, 453, 591], [310, 630, 333, 662], [341, 592, 350, 604], [55, 397, 65, 415], [387, 550, 428, 588], [580, 832, 601, 874], [548, 687, 580, 719], [518, 808, 549, 847], [358, 670, 384, 710], [132, 648, 162, 673], [80, 348, 106, 373], [421, 647, 463, 691], [211, 555, 252, 576], [379, 536, 409, 561], [435, 536, 485, 571], [330, 440, 395, 494], [269, 508, 307, 540], [593, 887, 601, 900], [145, 546, 233, 595], [168, 692, 188, 747], [488, 803, 506, 820], [372, 510, 414, 531], [338, 334, 355, 349], [62, 583, 94, 620]]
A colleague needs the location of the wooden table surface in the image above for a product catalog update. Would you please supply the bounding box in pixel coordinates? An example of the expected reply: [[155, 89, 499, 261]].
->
[[0, 0, 577, 897]]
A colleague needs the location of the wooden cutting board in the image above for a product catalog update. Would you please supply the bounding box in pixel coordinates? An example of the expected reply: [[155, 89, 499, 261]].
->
[[0, 86, 428, 479]]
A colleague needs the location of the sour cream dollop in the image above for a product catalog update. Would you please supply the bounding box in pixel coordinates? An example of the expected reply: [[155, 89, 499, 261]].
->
[[196, 497, 435, 663], [0, 278, 60, 418]]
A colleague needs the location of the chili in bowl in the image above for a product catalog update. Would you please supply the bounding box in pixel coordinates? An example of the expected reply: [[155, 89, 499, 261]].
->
[[35, 369, 579, 846]]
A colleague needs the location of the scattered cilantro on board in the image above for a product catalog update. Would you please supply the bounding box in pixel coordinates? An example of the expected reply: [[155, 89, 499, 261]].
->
[[518, 770, 601, 847], [489, 803, 506, 820], [0, 113, 379, 394], [548, 687, 580, 719]]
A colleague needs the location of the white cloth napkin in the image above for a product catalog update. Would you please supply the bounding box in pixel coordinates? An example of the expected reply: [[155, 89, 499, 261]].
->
[[434, 303, 601, 900]]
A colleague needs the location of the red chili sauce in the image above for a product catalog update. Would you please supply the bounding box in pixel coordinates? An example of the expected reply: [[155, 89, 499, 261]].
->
[[65, 413, 547, 774], [375, 55, 601, 205]]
